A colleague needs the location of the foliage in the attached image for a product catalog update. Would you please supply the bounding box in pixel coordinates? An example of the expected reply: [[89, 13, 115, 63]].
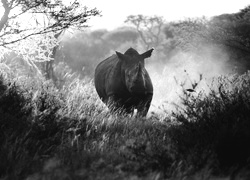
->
[[58, 27, 139, 76], [1, 62, 250, 179], [0, 32, 59, 79], [0, 0, 100, 82], [168, 17, 210, 52], [125, 15, 166, 49], [102, 27, 139, 49], [169, 72, 250, 175], [211, 5, 250, 53], [0, 72, 65, 178], [0, 0, 100, 46], [167, 6, 250, 73], [55, 7, 250, 78]]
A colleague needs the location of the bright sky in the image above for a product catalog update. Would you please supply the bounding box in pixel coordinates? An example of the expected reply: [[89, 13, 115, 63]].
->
[[0, 0, 249, 30], [84, 0, 250, 30]]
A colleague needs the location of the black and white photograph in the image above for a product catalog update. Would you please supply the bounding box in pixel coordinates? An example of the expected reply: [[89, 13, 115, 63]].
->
[[1, 0, 250, 179]]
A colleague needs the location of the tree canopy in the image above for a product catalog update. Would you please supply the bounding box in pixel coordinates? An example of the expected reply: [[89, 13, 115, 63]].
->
[[0, 0, 100, 47], [0, 0, 100, 82]]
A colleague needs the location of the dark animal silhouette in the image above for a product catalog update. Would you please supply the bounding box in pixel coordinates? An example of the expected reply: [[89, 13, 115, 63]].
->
[[94, 47, 154, 117]]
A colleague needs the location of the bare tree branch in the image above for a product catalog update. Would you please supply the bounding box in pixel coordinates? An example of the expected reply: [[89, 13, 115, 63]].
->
[[0, 0, 100, 47], [125, 15, 165, 49]]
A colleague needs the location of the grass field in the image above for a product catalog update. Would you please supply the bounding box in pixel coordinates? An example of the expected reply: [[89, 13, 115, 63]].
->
[[1, 66, 250, 180]]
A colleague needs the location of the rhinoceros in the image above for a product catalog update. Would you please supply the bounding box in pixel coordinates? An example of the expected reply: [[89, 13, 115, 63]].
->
[[94, 47, 154, 117]]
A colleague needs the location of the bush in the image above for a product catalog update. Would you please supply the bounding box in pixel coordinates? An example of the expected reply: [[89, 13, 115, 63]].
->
[[1, 67, 250, 179], [0, 74, 67, 177], [169, 72, 250, 174]]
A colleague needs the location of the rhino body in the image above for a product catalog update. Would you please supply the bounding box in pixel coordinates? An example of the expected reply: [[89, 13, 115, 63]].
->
[[94, 48, 154, 117]]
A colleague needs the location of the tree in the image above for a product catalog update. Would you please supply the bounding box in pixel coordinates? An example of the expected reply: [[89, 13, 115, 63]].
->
[[210, 6, 250, 55], [102, 27, 139, 48], [0, 0, 100, 81], [168, 17, 210, 52], [125, 15, 165, 49], [169, 5, 250, 55], [165, 5, 250, 73], [210, 7, 250, 73], [40, 29, 64, 81], [0, 0, 100, 46]]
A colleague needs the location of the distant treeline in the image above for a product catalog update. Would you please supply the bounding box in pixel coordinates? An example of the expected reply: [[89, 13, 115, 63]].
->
[[55, 5, 250, 77], [56, 27, 139, 76]]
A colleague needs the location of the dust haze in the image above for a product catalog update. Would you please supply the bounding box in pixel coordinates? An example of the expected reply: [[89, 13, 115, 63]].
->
[[147, 44, 233, 114]]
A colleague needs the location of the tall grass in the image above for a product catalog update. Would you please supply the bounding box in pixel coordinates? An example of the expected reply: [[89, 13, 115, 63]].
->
[[1, 64, 250, 179]]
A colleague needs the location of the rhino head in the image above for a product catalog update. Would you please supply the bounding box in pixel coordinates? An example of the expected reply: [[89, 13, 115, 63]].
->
[[116, 48, 154, 94]]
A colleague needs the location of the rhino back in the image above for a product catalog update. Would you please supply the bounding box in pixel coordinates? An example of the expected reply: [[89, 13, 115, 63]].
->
[[94, 55, 128, 102]]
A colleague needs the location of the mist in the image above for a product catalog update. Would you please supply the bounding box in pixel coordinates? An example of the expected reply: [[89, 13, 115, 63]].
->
[[147, 44, 233, 114]]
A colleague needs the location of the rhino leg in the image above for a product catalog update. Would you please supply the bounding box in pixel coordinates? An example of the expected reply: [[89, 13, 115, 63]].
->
[[106, 95, 133, 116], [136, 95, 153, 117], [106, 95, 119, 113]]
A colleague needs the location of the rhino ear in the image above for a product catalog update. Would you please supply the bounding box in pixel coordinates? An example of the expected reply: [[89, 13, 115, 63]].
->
[[116, 51, 126, 61], [140, 48, 154, 59]]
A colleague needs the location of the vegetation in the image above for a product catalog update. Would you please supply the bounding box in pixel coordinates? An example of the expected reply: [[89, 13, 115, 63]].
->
[[1, 1, 250, 179], [0, 0, 100, 46], [56, 6, 250, 77], [1, 61, 250, 179], [0, 0, 100, 82]]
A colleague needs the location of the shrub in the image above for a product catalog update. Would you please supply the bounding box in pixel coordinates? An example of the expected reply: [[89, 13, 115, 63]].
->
[[0, 74, 68, 177], [169, 72, 250, 174]]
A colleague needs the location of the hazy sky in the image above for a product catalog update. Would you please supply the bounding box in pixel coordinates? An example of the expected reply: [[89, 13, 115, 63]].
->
[[0, 1, 249, 30], [84, 0, 250, 30]]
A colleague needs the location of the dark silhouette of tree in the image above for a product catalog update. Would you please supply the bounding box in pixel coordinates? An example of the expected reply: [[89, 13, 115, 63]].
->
[[125, 15, 165, 49], [164, 5, 250, 73], [90, 29, 108, 40], [102, 27, 138, 48], [168, 17, 209, 52], [56, 27, 140, 77], [170, 5, 250, 55], [210, 5, 250, 54]]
